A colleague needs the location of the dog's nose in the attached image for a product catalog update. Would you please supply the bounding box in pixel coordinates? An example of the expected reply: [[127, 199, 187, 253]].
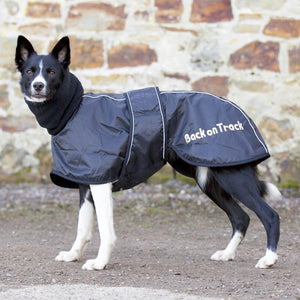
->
[[33, 82, 45, 92]]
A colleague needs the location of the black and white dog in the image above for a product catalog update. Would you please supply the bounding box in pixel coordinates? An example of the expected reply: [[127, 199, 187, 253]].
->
[[15, 36, 281, 271]]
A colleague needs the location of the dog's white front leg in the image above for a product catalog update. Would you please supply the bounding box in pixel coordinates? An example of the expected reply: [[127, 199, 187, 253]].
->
[[82, 183, 116, 270], [55, 196, 94, 262]]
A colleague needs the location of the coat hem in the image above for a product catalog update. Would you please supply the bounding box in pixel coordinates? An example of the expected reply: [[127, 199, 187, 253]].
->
[[50, 171, 119, 189], [170, 148, 270, 168]]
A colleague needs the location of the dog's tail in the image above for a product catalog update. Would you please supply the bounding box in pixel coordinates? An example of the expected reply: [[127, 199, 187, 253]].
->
[[260, 181, 282, 202]]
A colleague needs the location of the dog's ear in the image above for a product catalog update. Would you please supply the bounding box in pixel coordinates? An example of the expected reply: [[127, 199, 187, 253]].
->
[[50, 36, 70, 68], [15, 35, 36, 71]]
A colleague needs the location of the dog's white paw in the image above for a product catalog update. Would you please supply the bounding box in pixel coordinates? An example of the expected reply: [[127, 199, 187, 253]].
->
[[211, 250, 235, 261], [255, 250, 278, 269], [55, 250, 79, 262], [82, 259, 107, 271]]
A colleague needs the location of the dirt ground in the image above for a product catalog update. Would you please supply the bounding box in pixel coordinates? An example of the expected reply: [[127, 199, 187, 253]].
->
[[0, 182, 299, 299]]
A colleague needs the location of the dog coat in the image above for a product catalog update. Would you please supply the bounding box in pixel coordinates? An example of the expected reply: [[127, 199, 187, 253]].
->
[[50, 87, 269, 191]]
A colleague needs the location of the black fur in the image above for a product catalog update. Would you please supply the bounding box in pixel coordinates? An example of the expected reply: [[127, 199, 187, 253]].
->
[[50, 36, 71, 68], [197, 166, 250, 238], [15, 35, 36, 71], [197, 165, 279, 251], [79, 184, 94, 209]]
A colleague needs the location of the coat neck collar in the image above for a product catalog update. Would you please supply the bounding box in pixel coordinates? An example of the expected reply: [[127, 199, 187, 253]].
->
[[25, 72, 83, 135]]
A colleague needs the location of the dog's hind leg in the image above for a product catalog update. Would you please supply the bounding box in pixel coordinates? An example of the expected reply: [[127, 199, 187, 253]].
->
[[211, 166, 280, 268], [55, 184, 95, 262], [196, 167, 250, 262], [82, 183, 116, 270]]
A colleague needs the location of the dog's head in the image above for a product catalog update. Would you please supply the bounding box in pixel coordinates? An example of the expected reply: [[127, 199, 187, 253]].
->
[[15, 36, 71, 102]]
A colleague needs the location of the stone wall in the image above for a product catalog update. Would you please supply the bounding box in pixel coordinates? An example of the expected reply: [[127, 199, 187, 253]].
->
[[0, 0, 299, 186]]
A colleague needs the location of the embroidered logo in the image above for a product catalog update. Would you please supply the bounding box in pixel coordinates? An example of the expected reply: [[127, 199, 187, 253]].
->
[[184, 121, 244, 144]]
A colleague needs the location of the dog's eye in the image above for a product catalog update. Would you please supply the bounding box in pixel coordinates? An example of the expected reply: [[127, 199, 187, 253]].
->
[[49, 70, 56, 76], [26, 70, 33, 76]]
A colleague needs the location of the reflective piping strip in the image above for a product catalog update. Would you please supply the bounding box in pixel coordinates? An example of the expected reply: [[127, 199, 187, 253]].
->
[[220, 99, 268, 153], [155, 87, 166, 160], [125, 92, 134, 166], [83, 94, 126, 101], [160, 90, 268, 153]]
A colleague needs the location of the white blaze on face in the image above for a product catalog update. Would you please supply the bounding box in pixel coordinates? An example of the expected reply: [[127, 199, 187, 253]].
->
[[29, 59, 47, 102]]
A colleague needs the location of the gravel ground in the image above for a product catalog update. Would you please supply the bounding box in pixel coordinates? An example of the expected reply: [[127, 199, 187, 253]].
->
[[0, 181, 299, 299]]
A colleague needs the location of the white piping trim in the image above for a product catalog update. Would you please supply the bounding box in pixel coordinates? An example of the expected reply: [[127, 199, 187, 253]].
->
[[83, 94, 126, 101], [160, 90, 268, 153], [125, 92, 134, 166], [222, 99, 268, 153], [155, 87, 166, 160]]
